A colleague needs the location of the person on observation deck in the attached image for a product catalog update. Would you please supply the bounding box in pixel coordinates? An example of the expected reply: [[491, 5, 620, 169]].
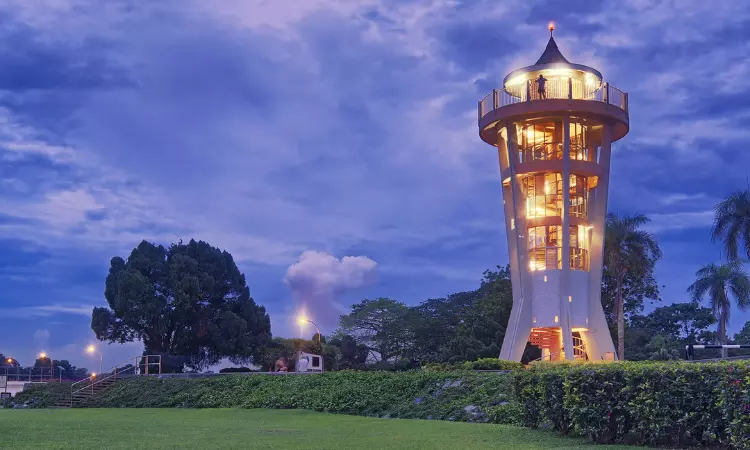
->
[[537, 74, 547, 99]]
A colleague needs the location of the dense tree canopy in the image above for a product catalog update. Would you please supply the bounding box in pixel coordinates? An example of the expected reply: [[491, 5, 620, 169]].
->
[[91, 239, 272, 370]]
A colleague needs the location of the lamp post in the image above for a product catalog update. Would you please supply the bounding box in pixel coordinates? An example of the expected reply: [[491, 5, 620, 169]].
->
[[297, 317, 322, 346], [39, 352, 52, 382], [86, 345, 103, 376]]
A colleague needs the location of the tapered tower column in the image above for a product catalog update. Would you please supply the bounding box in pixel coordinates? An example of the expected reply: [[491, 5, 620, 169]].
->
[[478, 26, 629, 362]]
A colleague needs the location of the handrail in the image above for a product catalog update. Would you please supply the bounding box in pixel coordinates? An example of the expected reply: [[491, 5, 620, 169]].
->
[[70, 354, 162, 397], [478, 79, 628, 123]]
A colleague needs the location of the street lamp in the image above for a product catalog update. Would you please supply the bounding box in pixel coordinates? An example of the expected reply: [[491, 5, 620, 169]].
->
[[86, 345, 103, 376], [39, 352, 52, 382], [297, 316, 322, 346]]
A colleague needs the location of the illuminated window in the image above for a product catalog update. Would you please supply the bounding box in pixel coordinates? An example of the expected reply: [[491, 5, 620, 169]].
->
[[517, 123, 560, 162], [528, 225, 562, 271], [569, 121, 590, 161], [569, 174, 589, 219], [569, 226, 590, 271], [523, 173, 562, 218]]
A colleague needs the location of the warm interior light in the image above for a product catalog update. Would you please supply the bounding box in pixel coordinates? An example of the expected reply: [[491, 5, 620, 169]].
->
[[571, 327, 588, 332], [568, 295, 572, 303], [554, 316, 559, 323], [505, 75, 528, 87], [541, 68, 573, 77]]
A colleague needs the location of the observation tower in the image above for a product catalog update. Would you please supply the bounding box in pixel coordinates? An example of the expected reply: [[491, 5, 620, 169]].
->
[[478, 25, 629, 362]]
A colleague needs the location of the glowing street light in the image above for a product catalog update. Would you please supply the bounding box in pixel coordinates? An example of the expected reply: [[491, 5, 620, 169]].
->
[[39, 352, 53, 382], [297, 316, 322, 346], [86, 345, 103, 376]]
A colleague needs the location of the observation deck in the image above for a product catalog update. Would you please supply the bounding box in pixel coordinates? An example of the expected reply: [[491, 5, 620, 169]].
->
[[478, 33, 629, 146]]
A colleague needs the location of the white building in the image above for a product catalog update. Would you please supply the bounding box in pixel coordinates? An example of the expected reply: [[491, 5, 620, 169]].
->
[[477, 26, 629, 362]]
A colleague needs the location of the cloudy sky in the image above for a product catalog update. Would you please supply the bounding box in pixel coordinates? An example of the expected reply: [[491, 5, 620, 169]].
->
[[1, 0, 749, 370]]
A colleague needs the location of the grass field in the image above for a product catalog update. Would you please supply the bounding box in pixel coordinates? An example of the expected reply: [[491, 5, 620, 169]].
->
[[0, 408, 639, 449]]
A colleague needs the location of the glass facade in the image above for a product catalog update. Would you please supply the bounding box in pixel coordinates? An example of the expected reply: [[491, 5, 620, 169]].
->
[[569, 174, 588, 219], [523, 173, 562, 218], [527, 225, 590, 272]]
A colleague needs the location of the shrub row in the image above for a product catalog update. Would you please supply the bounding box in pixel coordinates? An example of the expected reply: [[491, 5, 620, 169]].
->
[[514, 362, 750, 448], [81, 371, 521, 424], [422, 358, 524, 372], [1, 382, 72, 408]]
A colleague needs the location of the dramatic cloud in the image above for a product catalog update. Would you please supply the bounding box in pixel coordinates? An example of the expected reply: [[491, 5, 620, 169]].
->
[[284, 251, 378, 327]]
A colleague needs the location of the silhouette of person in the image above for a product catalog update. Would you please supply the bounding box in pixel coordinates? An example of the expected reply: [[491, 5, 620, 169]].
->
[[537, 74, 547, 99]]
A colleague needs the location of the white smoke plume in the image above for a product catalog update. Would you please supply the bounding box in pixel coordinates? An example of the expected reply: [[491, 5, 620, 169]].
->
[[284, 251, 378, 328], [33, 328, 50, 350]]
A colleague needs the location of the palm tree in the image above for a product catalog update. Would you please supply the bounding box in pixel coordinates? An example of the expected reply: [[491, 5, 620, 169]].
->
[[712, 189, 750, 261], [687, 261, 750, 358], [604, 213, 662, 360]]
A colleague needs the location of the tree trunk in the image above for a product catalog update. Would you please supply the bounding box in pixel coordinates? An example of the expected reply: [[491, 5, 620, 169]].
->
[[617, 276, 625, 361], [720, 304, 728, 359]]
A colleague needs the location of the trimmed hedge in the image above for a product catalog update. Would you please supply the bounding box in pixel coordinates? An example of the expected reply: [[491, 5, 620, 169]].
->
[[81, 371, 520, 424], [514, 362, 745, 448], [422, 358, 524, 372]]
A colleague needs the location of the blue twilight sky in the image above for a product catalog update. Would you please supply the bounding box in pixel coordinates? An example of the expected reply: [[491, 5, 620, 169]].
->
[[1, 0, 749, 370]]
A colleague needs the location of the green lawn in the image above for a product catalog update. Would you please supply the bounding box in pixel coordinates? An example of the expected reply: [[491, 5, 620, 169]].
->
[[0, 408, 638, 449]]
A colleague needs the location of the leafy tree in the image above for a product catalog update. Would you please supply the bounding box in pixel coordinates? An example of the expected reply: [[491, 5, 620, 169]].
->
[[0, 355, 18, 368], [647, 335, 681, 361], [604, 213, 662, 360], [734, 321, 750, 344], [404, 266, 516, 363], [91, 239, 272, 370], [687, 261, 750, 358], [327, 334, 368, 368], [601, 267, 660, 324], [712, 190, 750, 261], [637, 302, 716, 342], [338, 298, 411, 361]]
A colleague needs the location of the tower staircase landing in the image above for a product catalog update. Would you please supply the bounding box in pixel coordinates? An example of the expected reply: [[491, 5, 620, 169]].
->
[[529, 328, 588, 362]]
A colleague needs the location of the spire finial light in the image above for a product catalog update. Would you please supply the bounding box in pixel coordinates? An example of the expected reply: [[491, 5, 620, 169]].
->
[[548, 22, 555, 36]]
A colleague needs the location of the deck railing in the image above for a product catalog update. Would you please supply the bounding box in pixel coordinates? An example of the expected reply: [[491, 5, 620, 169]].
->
[[478, 78, 628, 123]]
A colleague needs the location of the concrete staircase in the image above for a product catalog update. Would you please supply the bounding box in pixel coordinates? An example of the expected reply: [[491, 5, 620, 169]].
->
[[54, 377, 127, 408], [52, 355, 162, 408]]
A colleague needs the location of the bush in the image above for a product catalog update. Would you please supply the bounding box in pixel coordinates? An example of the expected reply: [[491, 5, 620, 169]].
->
[[513, 361, 748, 448], [423, 358, 523, 372], [1, 382, 72, 408], [78, 371, 519, 424]]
